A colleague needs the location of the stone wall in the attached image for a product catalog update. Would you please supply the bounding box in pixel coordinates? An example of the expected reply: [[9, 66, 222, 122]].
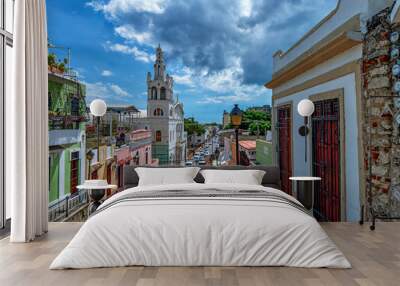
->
[[363, 8, 400, 218]]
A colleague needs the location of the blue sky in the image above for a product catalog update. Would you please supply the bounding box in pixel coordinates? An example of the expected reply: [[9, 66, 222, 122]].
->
[[47, 0, 337, 123]]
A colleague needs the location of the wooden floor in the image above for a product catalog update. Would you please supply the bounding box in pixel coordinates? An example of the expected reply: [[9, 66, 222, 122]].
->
[[0, 222, 399, 286]]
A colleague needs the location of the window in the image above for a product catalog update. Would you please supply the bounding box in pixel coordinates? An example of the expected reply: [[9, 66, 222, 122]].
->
[[45, 0, 279, 223], [156, 130, 162, 142], [160, 87, 166, 100], [71, 97, 80, 116], [48, 92, 52, 110], [1, 0, 14, 229], [154, 108, 164, 116], [151, 87, 157, 99]]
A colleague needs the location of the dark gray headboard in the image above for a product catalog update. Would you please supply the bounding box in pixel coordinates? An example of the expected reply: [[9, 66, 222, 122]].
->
[[123, 165, 281, 190]]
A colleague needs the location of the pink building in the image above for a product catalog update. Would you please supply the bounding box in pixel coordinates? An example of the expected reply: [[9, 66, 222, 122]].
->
[[115, 129, 158, 189], [128, 129, 158, 166]]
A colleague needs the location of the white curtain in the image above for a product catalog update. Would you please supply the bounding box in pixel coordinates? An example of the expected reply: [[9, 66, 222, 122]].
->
[[8, 0, 48, 242]]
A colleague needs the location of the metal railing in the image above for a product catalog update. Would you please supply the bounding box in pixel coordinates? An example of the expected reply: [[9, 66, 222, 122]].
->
[[48, 189, 89, 221]]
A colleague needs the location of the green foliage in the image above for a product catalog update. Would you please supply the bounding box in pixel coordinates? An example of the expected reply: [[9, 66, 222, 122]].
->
[[184, 117, 205, 136], [48, 53, 68, 73], [48, 53, 57, 67], [48, 77, 87, 116], [223, 109, 271, 135], [243, 109, 271, 136], [248, 121, 271, 136]]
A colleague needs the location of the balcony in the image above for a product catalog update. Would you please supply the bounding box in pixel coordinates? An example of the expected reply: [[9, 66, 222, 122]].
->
[[49, 129, 83, 146], [48, 189, 89, 222]]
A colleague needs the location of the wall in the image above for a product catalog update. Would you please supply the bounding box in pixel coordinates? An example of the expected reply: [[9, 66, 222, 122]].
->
[[256, 140, 273, 166], [273, 0, 369, 73], [274, 73, 361, 221], [152, 144, 169, 165], [49, 153, 60, 203], [362, 8, 400, 217], [274, 45, 362, 94]]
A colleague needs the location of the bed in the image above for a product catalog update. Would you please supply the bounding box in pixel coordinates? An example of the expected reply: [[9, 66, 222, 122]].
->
[[50, 166, 350, 269]]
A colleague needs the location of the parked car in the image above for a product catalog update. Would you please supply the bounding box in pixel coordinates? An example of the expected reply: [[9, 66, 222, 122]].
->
[[185, 161, 193, 166], [198, 160, 206, 165], [193, 155, 200, 161]]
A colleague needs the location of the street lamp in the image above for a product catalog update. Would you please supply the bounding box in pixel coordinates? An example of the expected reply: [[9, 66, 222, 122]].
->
[[297, 99, 315, 162], [230, 104, 243, 165], [90, 99, 107, 155]]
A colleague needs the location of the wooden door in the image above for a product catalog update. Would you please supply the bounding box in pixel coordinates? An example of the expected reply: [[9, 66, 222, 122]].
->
[[312, 98, 341, 221], [277, 105, 292, 195], [70, 156, 79, 194]]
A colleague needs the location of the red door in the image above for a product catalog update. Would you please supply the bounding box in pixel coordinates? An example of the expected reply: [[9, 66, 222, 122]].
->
[[106, 165, 112, 196], [70, 158, 79, 194], [312, 99, 341, 221], [277, 105, 292, 195]]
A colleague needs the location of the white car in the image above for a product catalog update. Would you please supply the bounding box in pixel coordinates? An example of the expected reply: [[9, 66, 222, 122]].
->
[[185, 161, 193, 166]]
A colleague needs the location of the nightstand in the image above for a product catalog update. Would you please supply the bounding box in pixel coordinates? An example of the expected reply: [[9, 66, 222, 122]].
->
[[289, 177, 321, 215]]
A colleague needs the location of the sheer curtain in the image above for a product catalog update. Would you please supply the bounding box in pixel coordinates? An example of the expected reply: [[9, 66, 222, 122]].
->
[[8, 0, 48, 242]]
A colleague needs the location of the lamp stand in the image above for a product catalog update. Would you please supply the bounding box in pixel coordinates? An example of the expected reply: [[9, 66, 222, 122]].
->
[[304, 116, 308, 162], [235, 128, 240, 165], [97, 116, 100, 156]]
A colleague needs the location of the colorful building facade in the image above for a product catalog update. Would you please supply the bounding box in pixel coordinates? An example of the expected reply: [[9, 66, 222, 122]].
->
[[48, 71, 87, 205]]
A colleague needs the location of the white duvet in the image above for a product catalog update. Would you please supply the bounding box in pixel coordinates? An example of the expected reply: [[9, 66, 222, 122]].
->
[[50, 183, 351, 269]]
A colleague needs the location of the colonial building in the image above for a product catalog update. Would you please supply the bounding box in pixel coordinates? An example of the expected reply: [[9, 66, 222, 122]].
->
[[48, 71, 87, 207], [47, 70, 89, 222], [134, 45, 186, 165], [265, 0, 400, 222]]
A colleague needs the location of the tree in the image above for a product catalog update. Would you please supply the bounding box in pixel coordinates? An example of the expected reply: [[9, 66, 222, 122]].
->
[[249, 121, 271, 136], [223, 108, 271, 135], [184, 117, 205, 136]]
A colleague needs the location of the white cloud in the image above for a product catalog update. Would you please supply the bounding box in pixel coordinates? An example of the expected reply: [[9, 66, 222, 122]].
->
[[85, 82, 130, 102], [115, 25, 152, 44], [109, 84, 129, 97], [87, 0, 167, 19], [195, 84, 268, 104], [106, 42, 154, 63], [101, 70, 113, 76], [239, 0, 252, 17], [169, 57, 270, 104], [172, 74, 194, 86]]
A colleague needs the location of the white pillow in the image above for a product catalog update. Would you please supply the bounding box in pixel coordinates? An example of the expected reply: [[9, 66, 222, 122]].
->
[[200, 169, 265, 185], [136, 167, 200, 186]]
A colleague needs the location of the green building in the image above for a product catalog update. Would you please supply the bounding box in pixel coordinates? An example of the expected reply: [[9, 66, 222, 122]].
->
[[255, 139, 273, 166], [48, 72, 87, 206]]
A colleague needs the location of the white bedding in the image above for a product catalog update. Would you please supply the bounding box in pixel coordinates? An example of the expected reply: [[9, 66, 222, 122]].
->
[[50, 183, 351, 269]]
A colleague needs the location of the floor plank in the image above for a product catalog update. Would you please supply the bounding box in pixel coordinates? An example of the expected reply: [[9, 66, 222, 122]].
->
[[0, 222, 399, 286]]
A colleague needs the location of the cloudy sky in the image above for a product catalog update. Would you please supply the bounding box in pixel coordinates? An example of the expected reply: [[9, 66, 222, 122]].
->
[[47, 0, 337, 123]]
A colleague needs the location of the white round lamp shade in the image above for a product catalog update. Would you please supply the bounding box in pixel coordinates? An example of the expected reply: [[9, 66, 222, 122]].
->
[[90, 99, 107, 117], [297, 99, 315, 117]]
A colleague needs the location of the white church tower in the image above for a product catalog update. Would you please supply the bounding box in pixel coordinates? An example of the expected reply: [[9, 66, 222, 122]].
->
[[145, 45, 186, 165]]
